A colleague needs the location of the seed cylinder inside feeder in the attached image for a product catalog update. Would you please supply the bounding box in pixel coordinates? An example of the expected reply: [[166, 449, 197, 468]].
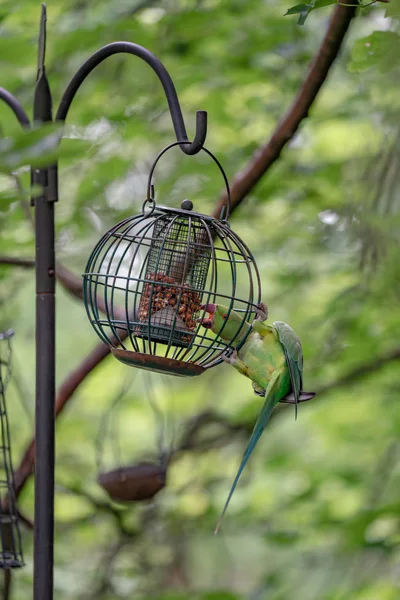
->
[[135, 214, 211, 347]]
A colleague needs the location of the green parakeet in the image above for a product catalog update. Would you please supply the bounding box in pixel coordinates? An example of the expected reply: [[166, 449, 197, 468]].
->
[[200, 303, 315, 532]]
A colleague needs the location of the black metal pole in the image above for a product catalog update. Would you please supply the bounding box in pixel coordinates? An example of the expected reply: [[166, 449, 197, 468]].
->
[[33, 194, 55, 600], [33, 5, 56, 600]]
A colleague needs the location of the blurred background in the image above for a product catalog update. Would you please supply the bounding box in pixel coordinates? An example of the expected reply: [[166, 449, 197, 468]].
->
[[0, 0, 399, 598]]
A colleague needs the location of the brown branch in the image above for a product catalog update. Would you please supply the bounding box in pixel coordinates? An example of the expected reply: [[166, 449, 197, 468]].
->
[[173, 410, 249, 454], [0, 256, 86, 299], [272, 346, 400, 420], [212, 0, 357, 218], [17, 509, 34, 531], [2, 570, 11, 600], [54, 261, 83, 300], [0, 257, 127, 321], [315, 346, 400, 396], [0, 256, 35, 268]]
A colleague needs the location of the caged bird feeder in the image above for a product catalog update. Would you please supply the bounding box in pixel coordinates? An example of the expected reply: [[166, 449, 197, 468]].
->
[[0, 330, 24, 569], [97, 461, 167, 503], [83, 141, 262, 377]]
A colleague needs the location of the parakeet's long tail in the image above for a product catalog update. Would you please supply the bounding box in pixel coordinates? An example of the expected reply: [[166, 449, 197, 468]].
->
[[214, 381, 279, 534]]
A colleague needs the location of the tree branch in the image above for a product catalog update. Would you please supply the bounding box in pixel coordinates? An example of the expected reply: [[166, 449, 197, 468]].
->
[[0, 256, 35, 268], [54, 262, 128, 319], [316, 347, 400, 396], [212, 0, 357, 218], [2, 570, 11, 600], [272, 346, 400, 420], [0, 257, 127, 321]]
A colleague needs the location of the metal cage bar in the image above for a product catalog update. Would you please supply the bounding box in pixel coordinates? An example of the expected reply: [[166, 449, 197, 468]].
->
[[0, 330, 24, 569], [83, 209, 261, 373]]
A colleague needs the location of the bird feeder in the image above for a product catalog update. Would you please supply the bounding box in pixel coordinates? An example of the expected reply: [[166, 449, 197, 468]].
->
[[0, 330, 24, 569], [97, 461, 167, 503], [83, 142, 261, 377]]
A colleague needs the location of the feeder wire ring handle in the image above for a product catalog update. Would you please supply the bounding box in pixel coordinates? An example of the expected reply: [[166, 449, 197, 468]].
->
[[145, 140, 231, 220]]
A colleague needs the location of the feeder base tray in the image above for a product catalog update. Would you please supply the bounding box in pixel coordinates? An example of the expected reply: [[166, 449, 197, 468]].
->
[[98, 463, 166, 502], [0, 555, 24, 569], [111, 348, 205, 377]]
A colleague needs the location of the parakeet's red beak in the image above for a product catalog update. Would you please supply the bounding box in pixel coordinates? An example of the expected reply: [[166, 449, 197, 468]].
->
[[198, 303, 217, 329]]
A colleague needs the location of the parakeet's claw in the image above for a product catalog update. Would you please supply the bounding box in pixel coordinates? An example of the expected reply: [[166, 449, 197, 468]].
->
[[255, 302, 268, 322], [252, 381, 265, 397], [221, 348, 237, 364], [280, 391, 316, 404]]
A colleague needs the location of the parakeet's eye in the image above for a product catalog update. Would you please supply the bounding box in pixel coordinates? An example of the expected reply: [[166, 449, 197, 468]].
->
[[222, 314, 227, 319]]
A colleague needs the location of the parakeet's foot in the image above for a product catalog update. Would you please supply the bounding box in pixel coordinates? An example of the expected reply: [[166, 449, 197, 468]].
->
[[255, 302, 268, 322], [280, 391, 316, 404], [221, 349, 238, 365], [252, 381, 265, 397]]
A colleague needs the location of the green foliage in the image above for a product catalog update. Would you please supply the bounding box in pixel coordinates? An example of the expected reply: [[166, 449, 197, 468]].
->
[[349, 31, 400, 73], [0, 123, 78, 172], [0, 0, 399, 599], [285, 0, 388, 24], [285, 1, 336, 25]]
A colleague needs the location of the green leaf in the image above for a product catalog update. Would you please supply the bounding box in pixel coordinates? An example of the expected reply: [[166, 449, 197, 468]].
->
[[315, 0, 337, 7], [284, 3, 310, 15], [297, 10, 310, 25], [0, 123, 90, 172], [285, 0, 335, 25], [385, 0, 400, 18], [349, 31, 400, 74]]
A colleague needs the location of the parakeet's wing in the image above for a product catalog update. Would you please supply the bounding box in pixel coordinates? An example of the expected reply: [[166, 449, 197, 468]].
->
[[215, 370, 282, 534], [273, 321, 303, 419]]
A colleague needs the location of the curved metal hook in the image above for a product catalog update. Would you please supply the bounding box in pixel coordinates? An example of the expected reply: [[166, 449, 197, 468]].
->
[[56, 42, 207, 155], [145, 140, 231, 219], [0, 88, 31, 128]]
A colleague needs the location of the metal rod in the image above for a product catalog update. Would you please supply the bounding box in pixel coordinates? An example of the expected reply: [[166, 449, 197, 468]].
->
[[55, 42, 207, 155], [144, 140, 232, 218], [33, 5, 56, 600], [0, 88, 30, 127]]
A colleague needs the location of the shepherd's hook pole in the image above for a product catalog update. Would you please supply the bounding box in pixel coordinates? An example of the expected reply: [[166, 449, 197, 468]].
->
[[32, 5, 56, 600]]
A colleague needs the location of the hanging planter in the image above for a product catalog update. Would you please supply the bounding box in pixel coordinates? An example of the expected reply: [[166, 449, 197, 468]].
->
[[97, 461, 167, 503], [83, 141, 261, 376]]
